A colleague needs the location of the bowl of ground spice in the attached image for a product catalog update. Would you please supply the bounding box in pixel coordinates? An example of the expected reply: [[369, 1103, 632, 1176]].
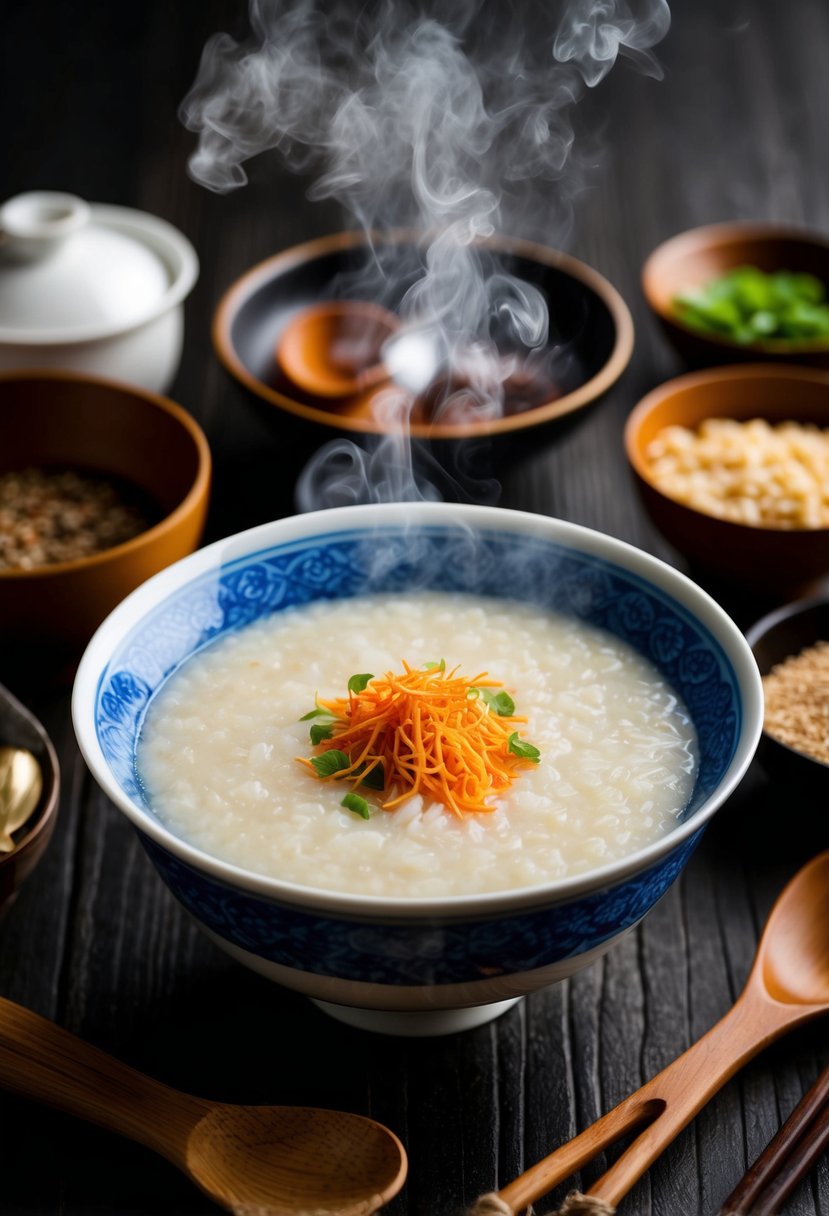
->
[[746, 594, 829, 790], [0, 371, 211, 674]]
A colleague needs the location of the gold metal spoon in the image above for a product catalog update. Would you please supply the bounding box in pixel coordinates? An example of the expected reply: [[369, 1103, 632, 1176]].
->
[[474, 850, 829, 1215], [0, 996, 407, 1215], [0, 746, 42, 852]]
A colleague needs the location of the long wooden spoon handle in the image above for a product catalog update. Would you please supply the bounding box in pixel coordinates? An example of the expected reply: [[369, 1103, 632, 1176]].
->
[[0, 996, 207, 1165], [500, 990, 816, 1213], [584, 991, 809, 1207]]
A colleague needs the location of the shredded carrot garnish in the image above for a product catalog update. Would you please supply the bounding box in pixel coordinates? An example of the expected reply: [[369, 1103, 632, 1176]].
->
[[297, 661, 540, 817]]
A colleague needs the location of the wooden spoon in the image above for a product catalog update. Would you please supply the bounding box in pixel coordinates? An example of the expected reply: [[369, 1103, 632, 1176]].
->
[[485, 851, 829, 1214], [0, 997, 407, 1215], [277, 301, 400, 398]]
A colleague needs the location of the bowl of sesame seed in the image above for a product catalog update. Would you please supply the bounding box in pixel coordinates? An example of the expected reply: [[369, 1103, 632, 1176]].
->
[[0, 370, 211, 672], [746, 593, 829, 791]]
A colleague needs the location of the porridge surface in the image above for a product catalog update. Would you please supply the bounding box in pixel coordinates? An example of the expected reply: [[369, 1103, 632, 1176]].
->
[[137, 592, 698, 897]]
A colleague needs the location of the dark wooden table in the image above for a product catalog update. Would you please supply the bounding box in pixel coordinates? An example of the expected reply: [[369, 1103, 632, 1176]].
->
[[1, 1, 827, 1213]]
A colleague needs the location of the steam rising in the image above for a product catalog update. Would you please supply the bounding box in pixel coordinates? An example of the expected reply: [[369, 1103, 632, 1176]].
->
[[183, 0, 669, 206], [182, 0, 670, 508]]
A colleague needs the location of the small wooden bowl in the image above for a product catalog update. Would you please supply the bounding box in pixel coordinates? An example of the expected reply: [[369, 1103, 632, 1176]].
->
[[643, 222, 829, 368], [746, 594, 829, 793], [0, 684, 60, 914], [0, 371, 211, 667], [624, 364, 829, 593]]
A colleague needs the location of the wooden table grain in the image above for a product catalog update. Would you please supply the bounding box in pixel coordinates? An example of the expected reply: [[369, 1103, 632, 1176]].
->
[[1, 2, 827, 1213]]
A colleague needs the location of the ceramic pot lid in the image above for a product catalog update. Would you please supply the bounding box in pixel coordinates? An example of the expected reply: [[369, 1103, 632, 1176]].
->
[[0, 191, 176, 336]]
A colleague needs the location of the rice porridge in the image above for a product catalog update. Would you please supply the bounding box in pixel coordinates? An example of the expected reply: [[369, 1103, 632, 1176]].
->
[[137, 591, 698, 897]]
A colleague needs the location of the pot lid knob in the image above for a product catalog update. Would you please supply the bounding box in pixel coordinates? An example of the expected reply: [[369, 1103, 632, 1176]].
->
[[0, 192, 90, 262]]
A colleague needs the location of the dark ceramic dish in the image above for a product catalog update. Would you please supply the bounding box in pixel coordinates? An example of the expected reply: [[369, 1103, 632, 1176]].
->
[[643, 222, 829, 368], [746, 594, 829, 793], [213, 231, 634, 443], [0, 683, 60, 914]]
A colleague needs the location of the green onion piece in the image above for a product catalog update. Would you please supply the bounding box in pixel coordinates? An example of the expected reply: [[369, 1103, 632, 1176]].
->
[[354, 762, 385, 791], [310, 749, 350, 778], [423, 659, 446, 672], [348, 673, 374, 694], [341, 792, 371, 819], [508, 732, 540, 763]]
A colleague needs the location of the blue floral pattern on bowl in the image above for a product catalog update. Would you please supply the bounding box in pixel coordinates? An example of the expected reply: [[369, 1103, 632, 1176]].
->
[[139, 828, 702, 984]]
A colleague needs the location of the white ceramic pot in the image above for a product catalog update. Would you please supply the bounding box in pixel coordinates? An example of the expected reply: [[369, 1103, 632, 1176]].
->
[[0, 192, 198, 393]]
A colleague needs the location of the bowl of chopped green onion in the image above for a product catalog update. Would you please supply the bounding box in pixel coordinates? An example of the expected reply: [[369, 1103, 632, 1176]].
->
[[643, 222, 829, 367]]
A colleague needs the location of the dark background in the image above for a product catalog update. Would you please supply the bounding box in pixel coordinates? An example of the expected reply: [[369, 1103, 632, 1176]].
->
[[0, 1, 827, 1213]]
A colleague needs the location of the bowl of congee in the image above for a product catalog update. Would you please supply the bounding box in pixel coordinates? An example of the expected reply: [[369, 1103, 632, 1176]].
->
[[72, 503, 762, 1036]]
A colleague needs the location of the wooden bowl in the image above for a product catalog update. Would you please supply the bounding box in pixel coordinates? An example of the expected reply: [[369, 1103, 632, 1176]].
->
[[746, 594, 829, 793], [0, 683, 60, 914], [0, 371, 211, 665], [212, 230, 634, 443], [642, 222, 829, 368], [624, 364, 829, 593]]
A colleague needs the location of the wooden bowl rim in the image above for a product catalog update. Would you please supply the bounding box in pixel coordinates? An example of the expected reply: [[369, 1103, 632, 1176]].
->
[[212, 229, 635, 439], [0, 369, 212, 582]]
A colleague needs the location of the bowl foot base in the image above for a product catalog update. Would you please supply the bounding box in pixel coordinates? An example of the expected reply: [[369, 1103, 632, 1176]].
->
[[311, 996, 522, 1036]]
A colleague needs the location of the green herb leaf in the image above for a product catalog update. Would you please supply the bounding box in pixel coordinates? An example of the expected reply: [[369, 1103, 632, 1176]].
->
[[310, 749, 350, 778], [508, 732, 541, 763], [348, 673, 374, 694], [423, 659, 446, 672], [341, 792, 371, 819], [355, 762, 385, 791], [310, 722, 335, 745], [299, 693, 334, 722], [475, 687, 516, 717]]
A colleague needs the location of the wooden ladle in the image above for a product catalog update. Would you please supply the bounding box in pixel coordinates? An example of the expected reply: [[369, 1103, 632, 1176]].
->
[[276, 300, 448, 414], [277, 300, 401, 398], [0, 997, 407, 1215], [477, 851, 829, 1215]]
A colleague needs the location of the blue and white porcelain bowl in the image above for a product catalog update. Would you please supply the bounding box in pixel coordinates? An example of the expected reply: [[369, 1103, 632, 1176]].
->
[[72, 503, 762, 1036]]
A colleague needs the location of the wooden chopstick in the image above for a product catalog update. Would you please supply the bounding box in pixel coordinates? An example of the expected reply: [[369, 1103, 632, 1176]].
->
[[718, 1064, 829, 1215]]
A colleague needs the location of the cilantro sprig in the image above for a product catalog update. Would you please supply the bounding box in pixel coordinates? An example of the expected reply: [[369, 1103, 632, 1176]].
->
[[508, 732, 541, 763], [471, 686, 516, 717]]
